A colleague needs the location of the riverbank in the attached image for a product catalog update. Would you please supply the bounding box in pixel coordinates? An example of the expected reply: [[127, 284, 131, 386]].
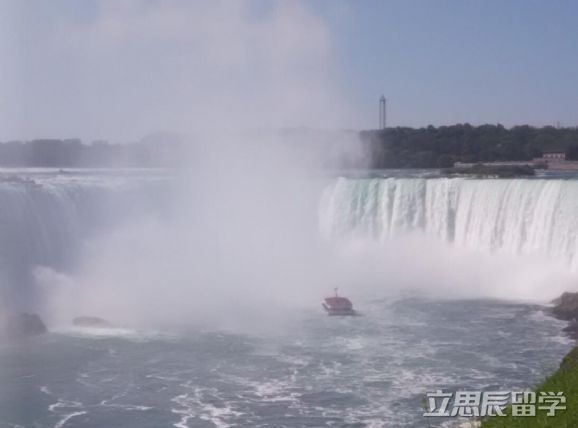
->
[[480, 347, 578, 427], [481, 293, 578, 427]]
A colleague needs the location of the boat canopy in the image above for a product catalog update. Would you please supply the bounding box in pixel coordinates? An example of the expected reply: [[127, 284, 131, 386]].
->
[[324, 296, 353, 310]]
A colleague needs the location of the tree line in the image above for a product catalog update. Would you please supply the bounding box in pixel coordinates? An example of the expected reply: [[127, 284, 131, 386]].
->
[[0, 137, 185, 167], [360, 124, 578, 168], [1, 125, 578, 168]]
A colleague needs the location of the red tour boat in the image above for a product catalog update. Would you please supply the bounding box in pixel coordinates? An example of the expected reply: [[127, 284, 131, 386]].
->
[[322, 288, 357, 316]]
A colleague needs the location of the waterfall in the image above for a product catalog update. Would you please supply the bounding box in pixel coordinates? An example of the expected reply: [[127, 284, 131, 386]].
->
[[4, 173, 578, 312], [320, 177, 578, 270], [0, 174, 169, 310]]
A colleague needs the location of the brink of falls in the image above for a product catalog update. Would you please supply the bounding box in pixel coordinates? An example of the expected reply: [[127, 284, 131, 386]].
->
[[320, 177, 578, 270]]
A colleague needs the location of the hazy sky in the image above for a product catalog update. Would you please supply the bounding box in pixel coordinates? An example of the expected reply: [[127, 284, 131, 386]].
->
[[1, 0, 577, 141]]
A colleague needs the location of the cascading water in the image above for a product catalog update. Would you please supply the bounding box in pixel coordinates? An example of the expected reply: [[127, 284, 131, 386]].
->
[[0, 172, 171, 311], [0, 171, 576, 428], [4, 173, 578, 314], [320, 177, 578, 271]]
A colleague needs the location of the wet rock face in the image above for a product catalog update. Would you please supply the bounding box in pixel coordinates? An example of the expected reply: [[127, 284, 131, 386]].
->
[[562, 323, 578, 340], [551, 292, 578, 321], [72, 316, 111, 327], [2, 313, 47, 339]]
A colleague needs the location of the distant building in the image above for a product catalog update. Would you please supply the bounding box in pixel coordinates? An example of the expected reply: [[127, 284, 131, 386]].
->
[[456, 150, 578, 171], [532, 149, 578, 171], [541, 150, 566, 161]]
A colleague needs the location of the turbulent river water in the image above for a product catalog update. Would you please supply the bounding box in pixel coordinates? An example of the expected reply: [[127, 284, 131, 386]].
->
[[0, 299, 571, 428], [0, 169, 576, 428]]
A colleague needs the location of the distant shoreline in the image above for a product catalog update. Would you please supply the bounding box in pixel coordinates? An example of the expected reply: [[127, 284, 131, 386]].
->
[[3, 125, 578, 169]]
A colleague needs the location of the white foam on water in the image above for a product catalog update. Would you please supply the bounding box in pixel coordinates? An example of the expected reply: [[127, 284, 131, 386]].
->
[[361, 419, 386, 428], [53, 326, 176, 342], [171, 392, 195, 428], [223, 372, 300, 404], [441, 420, 482, 428], [102, 403, 153, 412], [45, 394, 86, 428], [54, 411, 87, 428], [48, 399, 83, 414], [548, 334, 574, 345], [171, 386, 243, 428], [391, 369, 460, 398], [39, 386, 52, 395], [318, 360, 342, 378], [253, 380, 300, 403], [526, 309, 554, 323]]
